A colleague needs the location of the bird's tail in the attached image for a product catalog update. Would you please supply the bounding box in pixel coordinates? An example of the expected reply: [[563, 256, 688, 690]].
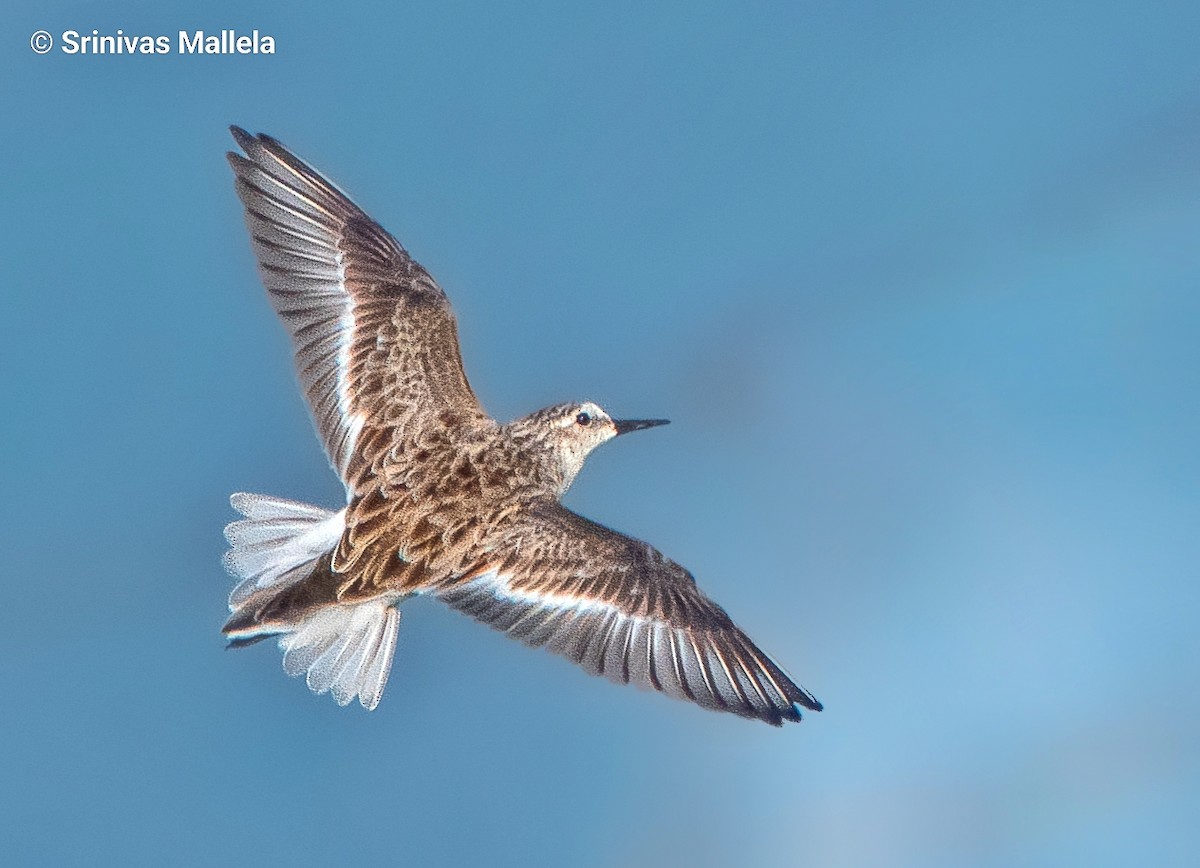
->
[[221, 492, 401, 710]]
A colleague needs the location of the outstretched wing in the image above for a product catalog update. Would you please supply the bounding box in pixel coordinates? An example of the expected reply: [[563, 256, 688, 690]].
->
[[439, 501, 822, 725], [227, 127, 484, 491]]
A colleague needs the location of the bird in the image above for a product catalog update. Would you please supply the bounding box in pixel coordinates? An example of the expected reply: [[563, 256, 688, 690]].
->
[[221, 126, 823, 725]]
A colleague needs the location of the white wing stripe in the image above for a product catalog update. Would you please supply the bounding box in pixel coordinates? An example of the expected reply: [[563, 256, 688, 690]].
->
[[462, 570, 617, 617]]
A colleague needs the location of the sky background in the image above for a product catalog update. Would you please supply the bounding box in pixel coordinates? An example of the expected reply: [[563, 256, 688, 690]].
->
[[2, 2, 1198, 866]]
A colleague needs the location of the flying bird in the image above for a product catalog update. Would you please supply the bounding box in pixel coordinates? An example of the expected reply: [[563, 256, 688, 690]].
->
[[222, 127, 822, 725]]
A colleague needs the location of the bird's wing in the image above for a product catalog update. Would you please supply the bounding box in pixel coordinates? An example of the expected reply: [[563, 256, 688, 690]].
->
[[227, 127, 484, 492], [439, 500, 822, 725]]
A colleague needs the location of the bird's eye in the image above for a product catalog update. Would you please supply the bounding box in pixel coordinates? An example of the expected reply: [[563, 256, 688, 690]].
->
[[575, 411, 592, 426]]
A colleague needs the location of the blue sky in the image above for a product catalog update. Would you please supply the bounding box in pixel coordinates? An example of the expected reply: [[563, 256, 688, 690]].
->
[[1, 2, 1197, 866]]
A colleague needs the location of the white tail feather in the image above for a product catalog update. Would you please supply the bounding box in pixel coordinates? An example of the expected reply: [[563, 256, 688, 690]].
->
[[223, 492, 346, 606], [223, 492, 402, 711], [280, 601, 401, 710]]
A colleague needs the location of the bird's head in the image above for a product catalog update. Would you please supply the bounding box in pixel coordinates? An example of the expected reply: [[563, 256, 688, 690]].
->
[[518, 401, 669, 495]]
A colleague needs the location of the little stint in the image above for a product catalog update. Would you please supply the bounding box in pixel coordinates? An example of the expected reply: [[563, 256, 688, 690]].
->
[[222, 127, 822, 725]]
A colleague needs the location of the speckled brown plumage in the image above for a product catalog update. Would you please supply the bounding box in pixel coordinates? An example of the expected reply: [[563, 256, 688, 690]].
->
[[221, 127, 822, 724]]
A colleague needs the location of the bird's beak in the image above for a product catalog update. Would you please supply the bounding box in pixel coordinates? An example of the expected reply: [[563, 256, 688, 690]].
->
[[613, 418, 671, 436]]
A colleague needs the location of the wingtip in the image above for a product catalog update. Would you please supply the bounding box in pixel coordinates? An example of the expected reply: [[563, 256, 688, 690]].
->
[[766, 686, 821, 725], [796, 689, 823, 714], [229, 124, 254, 148], [256, 131, 286, 150], [228, 126, 293, 161]]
